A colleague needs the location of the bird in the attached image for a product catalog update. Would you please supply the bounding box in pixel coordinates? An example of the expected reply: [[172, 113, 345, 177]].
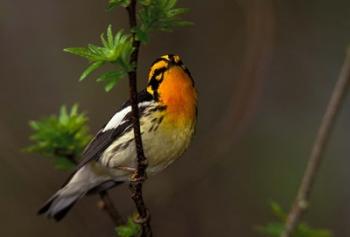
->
[[38, 54, 198, 221]]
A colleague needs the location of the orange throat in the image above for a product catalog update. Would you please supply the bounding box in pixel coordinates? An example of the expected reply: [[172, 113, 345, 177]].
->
[[158, 66, 197, 123]]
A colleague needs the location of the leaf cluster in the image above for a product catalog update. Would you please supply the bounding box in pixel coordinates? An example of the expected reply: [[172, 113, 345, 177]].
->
[[134, 0, 193, 43], [115, 217, 141, 237], [65, 0, 192, 91], [64, 25, 134, 92], [25, 105, 92, 170], [256, 202, 333, 237], [107, 0, 131, 10]]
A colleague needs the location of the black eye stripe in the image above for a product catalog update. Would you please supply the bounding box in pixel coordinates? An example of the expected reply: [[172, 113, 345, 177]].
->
[[151, 64, 194, 87], [148, 55, 194, 100], [152, 67, 167, 79], [149, 79, 158, 92], [150, 79, 160, 100], [148, 67, 167, 101]]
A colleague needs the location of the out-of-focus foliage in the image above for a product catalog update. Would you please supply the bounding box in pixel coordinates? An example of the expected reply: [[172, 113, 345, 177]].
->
[[25, 105, 91, 170], [107, 0, 130, 10], [115, 217, 141, 237], [256, 202, 333, 237], [64, 25, 133, 92], [64, 0, 192, 91], [134, 0, 193, 43]]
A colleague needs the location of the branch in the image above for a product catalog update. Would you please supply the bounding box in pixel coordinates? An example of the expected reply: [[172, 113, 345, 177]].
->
[[64, 154, 125, 226], [126, 1, 153, 236], [280, 50, 350, 237], [98, 191, 125, 226]]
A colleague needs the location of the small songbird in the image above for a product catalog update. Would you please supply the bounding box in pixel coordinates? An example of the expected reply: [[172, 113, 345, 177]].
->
[[38, 54, 197, 221]]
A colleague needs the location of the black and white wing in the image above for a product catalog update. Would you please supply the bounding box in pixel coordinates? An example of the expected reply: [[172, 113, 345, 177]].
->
[[76, 89, 153, 169]]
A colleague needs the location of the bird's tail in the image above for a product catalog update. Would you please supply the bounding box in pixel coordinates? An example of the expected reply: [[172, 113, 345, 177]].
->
[[38, 163, 120, 221]]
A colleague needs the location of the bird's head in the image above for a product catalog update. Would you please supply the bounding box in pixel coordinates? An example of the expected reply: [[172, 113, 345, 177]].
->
[[146, 54, 197, 120], [147, 54, 195, 100]]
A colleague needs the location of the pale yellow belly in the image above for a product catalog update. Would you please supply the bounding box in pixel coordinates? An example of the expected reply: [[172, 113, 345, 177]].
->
[[143, 121, 194, 174], [100, 116, 195, 178]]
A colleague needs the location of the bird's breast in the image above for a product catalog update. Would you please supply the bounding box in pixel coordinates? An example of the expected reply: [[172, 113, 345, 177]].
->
[[142, 112, 196, 174], [100, 102, 196, 177], [157, 67, 197, 123]]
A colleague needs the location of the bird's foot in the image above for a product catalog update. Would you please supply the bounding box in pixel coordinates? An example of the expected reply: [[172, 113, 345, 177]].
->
[[133, 209, 151, 224], [129, 173, 147, 183]]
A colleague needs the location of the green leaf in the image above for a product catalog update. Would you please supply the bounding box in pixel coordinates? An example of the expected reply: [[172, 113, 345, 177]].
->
[[54, 157, 76, 171], [164, 0, 176, 9], [133, 26, 150, 43], [29, 120, 39, 130], [256, 222, 284, 236], [297, 224, 332, 237], [80, 61, 105, 81], [97, 70, 127, 92], [167, 7, 189, 17], [257, 222, 333, 237], [59, 105, 69, 124], [87, 44, 105, 58], [107, 0, 130, 11], [100, 33, 108, 48], [107, 24, 114, 49], [65, 27, 133, 64], [25, 104, 92, 170], [136, 0, 193, 41], [170, 20, 193, 27], [257, 201, 333, 237], [115, 218, 141, 237], [138, 0, 151, 6], [70, 104, 79, 116], [270, 201, 287, 221], [64, 26, 134, 86], [64, 47, 97, 61]]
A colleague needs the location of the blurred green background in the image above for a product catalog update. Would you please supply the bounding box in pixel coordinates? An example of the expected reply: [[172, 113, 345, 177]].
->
[[1, 0, 350, 236]]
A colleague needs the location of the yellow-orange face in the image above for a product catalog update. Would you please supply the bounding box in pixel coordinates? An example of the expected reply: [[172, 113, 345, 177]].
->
[[147, 54, 197, 122]]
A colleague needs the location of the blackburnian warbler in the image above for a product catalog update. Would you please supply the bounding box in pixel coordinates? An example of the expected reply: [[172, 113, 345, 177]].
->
[[38, 54, 197, 220]]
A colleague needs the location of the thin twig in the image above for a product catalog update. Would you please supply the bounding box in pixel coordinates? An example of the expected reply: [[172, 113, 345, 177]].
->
[[64, 154, 125, 226], [281, 50, 350, 237], [98, 191, 125, 226], [126, 1, 152, 236]]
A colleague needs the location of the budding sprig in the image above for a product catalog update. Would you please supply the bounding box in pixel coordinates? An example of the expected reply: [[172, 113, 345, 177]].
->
[[256, 202, 333, 237], [25, 105, 91, 170], [64, 0, 192, 92]]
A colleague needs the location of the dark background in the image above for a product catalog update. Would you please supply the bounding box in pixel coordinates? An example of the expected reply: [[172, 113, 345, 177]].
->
[[1, 0, 350, 236]]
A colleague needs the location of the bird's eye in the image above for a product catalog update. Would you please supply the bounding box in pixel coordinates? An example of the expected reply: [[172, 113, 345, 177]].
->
[[148, 59, 169, 80], [153, 68, 165, 80], [148, 67, 166, 91], [155, 73, 162, 81]]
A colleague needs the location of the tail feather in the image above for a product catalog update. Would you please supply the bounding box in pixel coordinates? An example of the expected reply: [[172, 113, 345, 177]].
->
[[38, 163, 119, 221], [38, 184, 87, 221], [38, 193, 79, 221]]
